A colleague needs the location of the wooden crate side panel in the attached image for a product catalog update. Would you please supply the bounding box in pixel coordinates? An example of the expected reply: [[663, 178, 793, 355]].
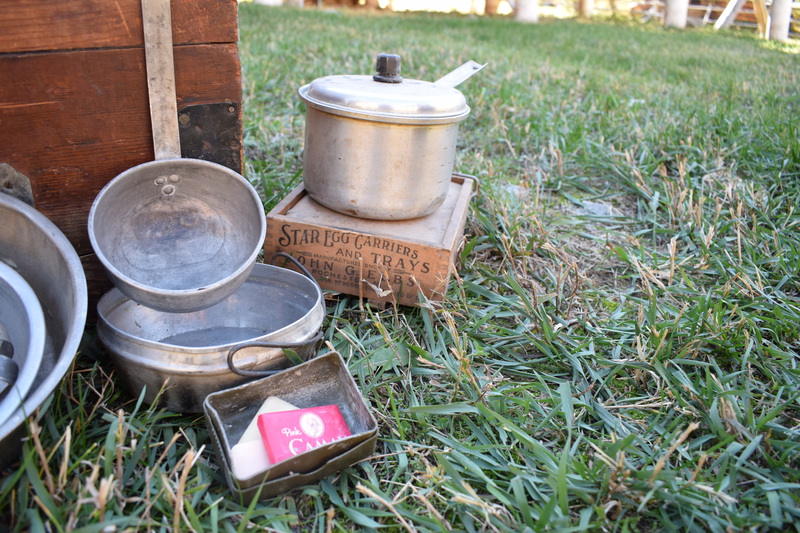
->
[[81, 254, 114, 323], [0, 43, 242, 255], [264, 218, 453, 306], [440, 176, 474, 251], [420, 247, 458, 304], [0, 0, 238, 54]]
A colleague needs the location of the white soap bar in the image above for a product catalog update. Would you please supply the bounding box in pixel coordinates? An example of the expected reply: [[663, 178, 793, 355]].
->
[[228, 396, 299, 481], [230, 440, 271, 481], [238, 396, 299, 444]]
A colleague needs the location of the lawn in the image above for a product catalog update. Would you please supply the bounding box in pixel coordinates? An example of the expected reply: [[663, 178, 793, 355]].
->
[[2, 4, 800, 532]]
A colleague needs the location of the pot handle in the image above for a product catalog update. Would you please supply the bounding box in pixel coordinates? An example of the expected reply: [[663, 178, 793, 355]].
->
[[434, 60, 487, 88], [142, 0, 182, 160], [453, 171, 481, 196], [0, 322, 18, 394], [0, 357, 18, 395], [0, 164, 35, 207], [226, 330, 324, 378], [0, 322, 12, 359], [271, 252, 317, 283]]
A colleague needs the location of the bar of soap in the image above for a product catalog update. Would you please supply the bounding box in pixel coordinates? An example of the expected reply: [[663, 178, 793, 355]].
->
[[238, 396, 299, 444], [228, 396, 298, 481], [257, 405, 351, 464], [229, 440, 271, 481]]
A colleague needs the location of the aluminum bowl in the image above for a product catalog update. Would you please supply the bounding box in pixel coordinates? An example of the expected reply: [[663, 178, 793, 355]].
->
[[0, 193, 88, 469], [88, 158, 267, 313], [97, 263, 325, 413]]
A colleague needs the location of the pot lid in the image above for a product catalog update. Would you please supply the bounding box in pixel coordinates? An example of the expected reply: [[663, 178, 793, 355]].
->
[[299, 54, 470, 125]]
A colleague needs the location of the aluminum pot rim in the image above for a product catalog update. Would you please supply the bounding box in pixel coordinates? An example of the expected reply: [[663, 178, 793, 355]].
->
[[96, 263, 324, 356], [100, 336, 304, 374], [96, 296, 324, 364], [87, 158, 267, 307]]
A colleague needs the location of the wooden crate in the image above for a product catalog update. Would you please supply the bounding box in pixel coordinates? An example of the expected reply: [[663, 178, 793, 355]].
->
[[264, 175, 475, 307], [0, 0, 242, 311]]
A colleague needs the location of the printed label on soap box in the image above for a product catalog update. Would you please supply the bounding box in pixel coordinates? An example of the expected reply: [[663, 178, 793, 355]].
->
[[257, 405, 351, 464]]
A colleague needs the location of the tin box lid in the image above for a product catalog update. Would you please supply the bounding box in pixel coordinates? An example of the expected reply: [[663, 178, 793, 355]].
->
[[298, 55, 470, 125]]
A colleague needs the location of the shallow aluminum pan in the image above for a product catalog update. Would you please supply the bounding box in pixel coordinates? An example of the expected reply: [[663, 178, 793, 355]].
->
[[204, 352, 378, 501], [98, 262, 325, 413], [0, 193, 88, 469]]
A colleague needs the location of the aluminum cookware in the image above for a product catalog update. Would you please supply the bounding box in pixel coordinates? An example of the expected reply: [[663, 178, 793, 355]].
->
[[204, 352, 378, 502], [299, 54, 485, 220], [88, 0, 266, 313], [0, 262, 46, 427], [0, 192, 87, 469], [97, 262, 325, 413]]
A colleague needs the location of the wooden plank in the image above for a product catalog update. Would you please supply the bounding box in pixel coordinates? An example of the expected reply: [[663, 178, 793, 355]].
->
[[80, 254, 114, 323], [0, 43, 242, 256], [636, 0, 774, 26], [751, 0, 770, 36], [714, 0, 748, 28], [0, 0, 238, 54]]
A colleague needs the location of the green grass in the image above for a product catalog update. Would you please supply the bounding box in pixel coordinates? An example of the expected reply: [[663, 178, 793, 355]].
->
[[3, 5, 800, 531]]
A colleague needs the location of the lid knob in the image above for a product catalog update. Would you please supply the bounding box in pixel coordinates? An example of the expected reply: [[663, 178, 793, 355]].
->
[[373, 53, 403, 84]]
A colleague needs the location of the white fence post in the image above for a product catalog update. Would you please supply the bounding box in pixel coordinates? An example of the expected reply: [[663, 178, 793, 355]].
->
[[664, 0, 689, 27], [769, 0, 792, 40], [515, 0, 540, 21]]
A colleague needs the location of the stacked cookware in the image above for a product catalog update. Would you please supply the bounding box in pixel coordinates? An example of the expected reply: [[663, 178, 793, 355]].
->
[[90, 2, 484, 427], [89, 0, 324, 413], [0, 189, 88, 468]]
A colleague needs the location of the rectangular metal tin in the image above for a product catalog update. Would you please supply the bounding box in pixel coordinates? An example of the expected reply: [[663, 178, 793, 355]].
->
[[204, 352, 378, 501]]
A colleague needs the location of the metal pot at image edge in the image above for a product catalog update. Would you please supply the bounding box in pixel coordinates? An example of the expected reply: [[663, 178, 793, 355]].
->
[[0, 192, 87, 469]]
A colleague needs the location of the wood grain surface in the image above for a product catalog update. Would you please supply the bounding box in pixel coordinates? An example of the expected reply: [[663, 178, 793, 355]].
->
[[0, 0, 238, 53]]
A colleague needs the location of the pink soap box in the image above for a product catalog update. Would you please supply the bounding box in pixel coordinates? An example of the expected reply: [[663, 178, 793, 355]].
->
[[203, 352, 378, 502], [259, 405, 352, 464]]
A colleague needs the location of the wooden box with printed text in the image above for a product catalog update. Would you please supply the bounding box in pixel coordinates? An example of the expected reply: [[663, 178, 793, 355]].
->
[[264, 174, 475, 306]]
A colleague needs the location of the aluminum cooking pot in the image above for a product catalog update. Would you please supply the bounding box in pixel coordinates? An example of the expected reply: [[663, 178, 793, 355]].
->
[[0, 191, 87, 469], [97, 260, 325, 413], [299, 54, 485, 220], [88, 0, 266, 313]]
